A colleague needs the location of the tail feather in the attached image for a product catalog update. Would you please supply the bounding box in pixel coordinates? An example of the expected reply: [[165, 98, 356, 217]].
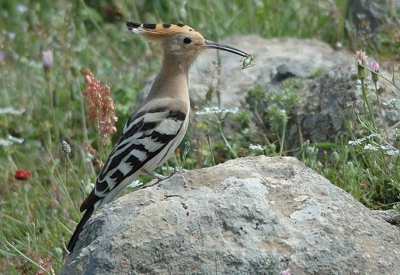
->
[[67, 206, 95, 253]]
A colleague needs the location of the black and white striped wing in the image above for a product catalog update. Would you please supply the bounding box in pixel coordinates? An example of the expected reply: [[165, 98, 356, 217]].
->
[[80, 105, 187, 212]]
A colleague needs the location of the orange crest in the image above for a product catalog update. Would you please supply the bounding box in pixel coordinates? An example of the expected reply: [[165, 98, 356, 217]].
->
[[126, 22, 202, 40]]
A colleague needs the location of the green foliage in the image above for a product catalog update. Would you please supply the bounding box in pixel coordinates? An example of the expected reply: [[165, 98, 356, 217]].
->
[[0, 0, 398, 274], [244, 80, 304, 154]]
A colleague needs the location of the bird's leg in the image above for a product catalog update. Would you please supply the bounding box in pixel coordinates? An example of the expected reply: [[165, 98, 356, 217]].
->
[[143, 169, 169, 181], [142, 168, 183, 185], [141, 168, 187, 190]]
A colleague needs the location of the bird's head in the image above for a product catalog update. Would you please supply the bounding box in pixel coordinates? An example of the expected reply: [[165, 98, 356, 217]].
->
[[126, 22, 249, 61]]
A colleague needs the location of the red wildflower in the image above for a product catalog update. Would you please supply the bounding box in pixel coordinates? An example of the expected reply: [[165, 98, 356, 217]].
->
[[14, 169, 31, 180]]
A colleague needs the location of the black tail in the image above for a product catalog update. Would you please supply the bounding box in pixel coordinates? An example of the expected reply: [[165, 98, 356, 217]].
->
[[67, 206, 95, 253]]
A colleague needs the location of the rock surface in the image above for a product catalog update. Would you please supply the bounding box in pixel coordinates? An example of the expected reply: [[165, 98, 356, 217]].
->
[[61, 156, 400, 275]]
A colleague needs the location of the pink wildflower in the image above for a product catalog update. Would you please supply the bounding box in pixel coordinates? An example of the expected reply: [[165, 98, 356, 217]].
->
[[370, 61, 380, 83], [355, 50, 368, 80], [42, 50, 53, 69], [369, 61, 379, 72], [355, 50, 368, 65]]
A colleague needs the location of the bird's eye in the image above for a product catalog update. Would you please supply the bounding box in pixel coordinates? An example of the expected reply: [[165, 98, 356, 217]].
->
[[183, 37, 192, 44]]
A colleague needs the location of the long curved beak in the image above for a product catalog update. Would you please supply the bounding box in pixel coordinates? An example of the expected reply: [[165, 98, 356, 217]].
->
[[202, 40, 249, 57]]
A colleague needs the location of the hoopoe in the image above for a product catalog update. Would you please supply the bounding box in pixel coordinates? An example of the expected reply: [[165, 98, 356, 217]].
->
[[67, 21, 250, 252]]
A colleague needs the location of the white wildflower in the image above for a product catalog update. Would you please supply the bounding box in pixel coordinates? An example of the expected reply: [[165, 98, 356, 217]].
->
[[348, 140, 357, 146], [128, 180, 143, 188], [8, 135, 24, 144], [0, 107, 26, 115], [385, 150, 400, 156], [350, 133, 381, 146], [380, 144, 395, 151], [17, 5, 28, 13], [0, 135, 24, 147], [196, 107, 238, 116], [249, 144, 263, 151], [382, 99, 397, 107], [0, 138, 13, 146], [364, 143, 378, 151]]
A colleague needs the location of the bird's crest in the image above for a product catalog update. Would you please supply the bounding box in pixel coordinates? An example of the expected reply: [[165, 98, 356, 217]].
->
[[126, 21, 200, 40]]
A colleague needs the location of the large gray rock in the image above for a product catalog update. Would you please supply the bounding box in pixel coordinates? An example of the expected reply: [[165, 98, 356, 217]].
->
[[61, 156, 400, 275]]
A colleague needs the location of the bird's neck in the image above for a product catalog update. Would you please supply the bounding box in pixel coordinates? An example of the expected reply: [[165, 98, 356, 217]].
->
[[162, 52, 195, 76], [146, 53, 193, 101]]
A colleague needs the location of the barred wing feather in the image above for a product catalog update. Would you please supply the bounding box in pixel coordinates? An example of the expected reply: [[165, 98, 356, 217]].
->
[[80, 106, 187, 212]]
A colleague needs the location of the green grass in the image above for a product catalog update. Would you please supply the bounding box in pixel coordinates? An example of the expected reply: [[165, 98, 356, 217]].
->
[[0, 0, 399, 273]]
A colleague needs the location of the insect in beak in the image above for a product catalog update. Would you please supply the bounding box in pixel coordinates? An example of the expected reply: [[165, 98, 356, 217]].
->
[[241, 54, 256, 70]]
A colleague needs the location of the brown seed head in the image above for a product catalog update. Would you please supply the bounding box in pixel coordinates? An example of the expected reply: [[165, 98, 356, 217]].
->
[[82, 69, 118, 145]]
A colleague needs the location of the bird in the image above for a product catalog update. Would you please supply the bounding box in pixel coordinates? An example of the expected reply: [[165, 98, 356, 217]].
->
[[67, 21, 250, 252]]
